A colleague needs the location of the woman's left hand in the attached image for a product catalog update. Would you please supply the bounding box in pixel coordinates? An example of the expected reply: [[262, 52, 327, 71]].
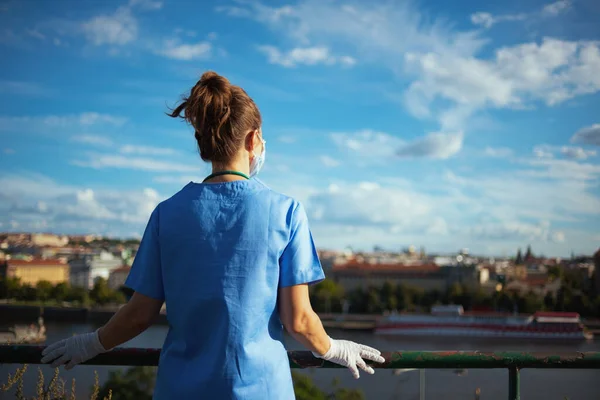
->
[[41, 329, 108, 370]]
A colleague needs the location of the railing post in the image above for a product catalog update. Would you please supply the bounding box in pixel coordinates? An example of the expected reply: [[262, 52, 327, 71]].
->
[[508, 367, 520, 400], [419, 369, 425, 400]]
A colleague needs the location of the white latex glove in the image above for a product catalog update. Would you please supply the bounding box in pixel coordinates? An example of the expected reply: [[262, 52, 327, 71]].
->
[[313, 336, 385, 379], [41, 329, 108, 370]]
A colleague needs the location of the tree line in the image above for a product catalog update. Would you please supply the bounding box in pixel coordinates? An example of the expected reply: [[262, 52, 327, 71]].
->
[[0, 277, 126, 307], [1, 265, 598, 318], [309, 267, 600, 318]]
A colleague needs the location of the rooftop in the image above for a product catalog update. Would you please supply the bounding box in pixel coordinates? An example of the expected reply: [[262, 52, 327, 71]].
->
[[5, 258, 67, 266]]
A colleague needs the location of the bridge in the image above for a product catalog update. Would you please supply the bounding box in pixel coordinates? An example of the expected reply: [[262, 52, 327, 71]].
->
[[1, 345, 599, 400]]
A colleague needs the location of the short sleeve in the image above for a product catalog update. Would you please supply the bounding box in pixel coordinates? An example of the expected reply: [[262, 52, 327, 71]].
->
[[125, 206, 165, 300], [279, 202, 325, 288]]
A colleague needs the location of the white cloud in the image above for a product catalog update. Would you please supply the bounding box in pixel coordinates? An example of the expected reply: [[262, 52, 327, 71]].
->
[[404, 38, 600, 123], [0, 112, 127, 132], [221, 1, 599, 133], [470, 220, 564, 242], [156, 39, 211, 60], [78, 0, 161, 48], [73, 154, 198, 173], [82, 7, 138, 46], [560, 146, 597, 160], [396, 131, 464, 159], [470, 1, 571, 29], [533, 145, 554, 159], [571, 124, 600, 146], [0, 174, 162, 234], [26, 29, 45, 40], [319, 155, 341, 167], [470, 12, 526, 29], [221, 1, 485, 62], [71, 135, 113, 147], [542, 0, 571, 16], [552, 231, 566, 242], [331, 129, 464, 160], [119, 145, 178, 156], [533, 144, 597, 160], [306, 181, 434, 229], [128, 0, 163, 10], [331, 130, 404, 159], [470, 12, 495, 29], [449, 162, 600, 219], [0, 80, 49, 96], [523, 157, 600, 181], [281, 160, 599, 254], [484, 146, 513, 158], [277, 136, 296, 144], [257, 45, 355, 67]]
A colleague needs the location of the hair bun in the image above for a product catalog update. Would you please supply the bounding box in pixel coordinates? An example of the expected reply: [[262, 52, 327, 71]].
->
[[199, 71, 231, 96], [167, 70, 262, 163]]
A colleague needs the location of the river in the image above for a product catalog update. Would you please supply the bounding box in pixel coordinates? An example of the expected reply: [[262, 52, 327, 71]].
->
[[1, 322, 599, 399]]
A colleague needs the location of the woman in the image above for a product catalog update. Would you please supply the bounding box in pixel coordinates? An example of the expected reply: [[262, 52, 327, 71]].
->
[[41, 71, 385, 399]]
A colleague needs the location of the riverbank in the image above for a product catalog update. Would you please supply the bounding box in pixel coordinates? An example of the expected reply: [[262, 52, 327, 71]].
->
[[0, 304, 378, 331], [2, 304, 599, 333]]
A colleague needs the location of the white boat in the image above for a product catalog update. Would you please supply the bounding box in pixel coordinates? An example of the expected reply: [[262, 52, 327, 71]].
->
[[375, 305, 593, 340], [0, 317, 46, 344]]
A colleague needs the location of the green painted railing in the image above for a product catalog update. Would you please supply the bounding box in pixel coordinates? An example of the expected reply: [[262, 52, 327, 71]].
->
[[1, 345, 600, 400]]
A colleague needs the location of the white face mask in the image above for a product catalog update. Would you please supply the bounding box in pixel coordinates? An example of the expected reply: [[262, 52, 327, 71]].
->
[[250, 136, 266, 177]]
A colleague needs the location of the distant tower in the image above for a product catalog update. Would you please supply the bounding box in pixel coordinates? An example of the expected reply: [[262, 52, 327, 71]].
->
[[524, 245, 533, 262], [515, 248, 523, 265]]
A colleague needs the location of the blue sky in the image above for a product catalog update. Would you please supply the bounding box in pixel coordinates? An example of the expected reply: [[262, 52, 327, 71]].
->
[[1, 0, 599, 257]]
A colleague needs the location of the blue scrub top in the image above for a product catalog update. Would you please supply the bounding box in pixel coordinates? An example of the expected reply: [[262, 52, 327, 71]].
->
[[125, 178, 325, 399]]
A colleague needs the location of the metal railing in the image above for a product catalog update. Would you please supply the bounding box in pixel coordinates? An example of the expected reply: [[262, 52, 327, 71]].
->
[[1, 346, 599, 400]]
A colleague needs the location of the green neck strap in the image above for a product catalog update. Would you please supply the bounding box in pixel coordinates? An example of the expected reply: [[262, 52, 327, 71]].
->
[[202, 170, 250, 183]]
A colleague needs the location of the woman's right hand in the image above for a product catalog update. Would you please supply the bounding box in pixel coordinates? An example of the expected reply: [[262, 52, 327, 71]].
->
[[312, 336, 386, 379]]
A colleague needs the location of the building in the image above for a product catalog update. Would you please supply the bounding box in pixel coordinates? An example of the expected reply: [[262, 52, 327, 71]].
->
[[331, 262, 446, 291], [108, 266, 131, 290], [30, 233, 69, 247], [69, 251, 123, 289], [68, 234, 98, 243], [40, 246, 95, 260], [504, 276, 561, 297], [0, 258, 69, 285]]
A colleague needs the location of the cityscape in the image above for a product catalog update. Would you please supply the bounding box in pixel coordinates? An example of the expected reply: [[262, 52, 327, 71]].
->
[[2, 0, 600, 397], [2, 231, 599, 314]]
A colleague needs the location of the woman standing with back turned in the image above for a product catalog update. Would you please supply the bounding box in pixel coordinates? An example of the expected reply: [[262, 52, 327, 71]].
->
[[41, 71, 385, 399]]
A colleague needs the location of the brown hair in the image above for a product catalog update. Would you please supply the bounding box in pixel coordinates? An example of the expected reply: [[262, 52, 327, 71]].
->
[[168, 71, 262, 163]]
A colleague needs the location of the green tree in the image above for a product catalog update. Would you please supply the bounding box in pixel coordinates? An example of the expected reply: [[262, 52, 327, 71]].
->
[[64, 285, 90, 305], [17, 284, 38, 301], [380, 281, 397, 311], [312, 280, 344, 313], [35, 280, 54, 302], [547, 266, 563, 281], [517, 291, 544, 314], [366, 287, 382, 314], [0, 277, 21, 299], [543, 292, 555, 310], [51, 282, 71, 302], [292, 372, 328, 400], [292, 372, 365, 400], [98, 366, 156, 400], [394, 284, 413, 311], [90, 278, 125, 306]]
